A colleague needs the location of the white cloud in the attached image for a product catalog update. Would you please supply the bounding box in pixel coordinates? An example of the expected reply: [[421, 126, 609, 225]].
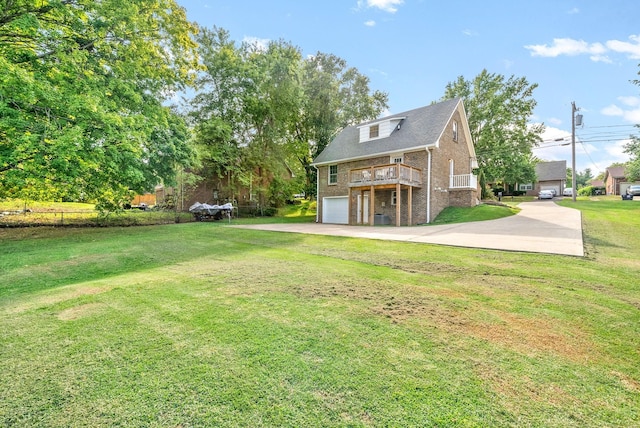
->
[[606, 35, 640, 59], [567, 7, 580, 14], [590, 54, 612, 63], [243, 36, 270, 51], [462, 29, 478, 37], [601, 103, 640, 123], [625, 109, 640, 123], [539, 125, 571, 144], [356, 0, 404, 13], [365, 20, 376, 27], [525, 35, 640, 62], [525, 38, 607, 57], [548, 117, 563, 126], [502, 59, 514, 69], [605, 138, 631, 158], [618, 96, 640, 107], [601, 104, 624, 117]]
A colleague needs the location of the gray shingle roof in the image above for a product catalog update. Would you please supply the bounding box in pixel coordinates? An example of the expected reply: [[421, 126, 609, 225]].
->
[[606, 166, 626, 178], [535, 160, 567, 181], [312, 98, 462, 165]]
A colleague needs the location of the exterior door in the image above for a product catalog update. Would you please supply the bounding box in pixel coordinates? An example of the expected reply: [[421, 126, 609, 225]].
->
[[357, 194, 369, 224]]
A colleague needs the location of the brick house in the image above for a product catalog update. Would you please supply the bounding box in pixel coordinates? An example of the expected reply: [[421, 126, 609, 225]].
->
[[311, 98, 479, 226], [604, 166, 627, 195]]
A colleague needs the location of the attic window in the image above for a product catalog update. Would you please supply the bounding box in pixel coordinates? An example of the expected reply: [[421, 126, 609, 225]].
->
[[452, 120, 458, 142], [369, 124, 379, 139]]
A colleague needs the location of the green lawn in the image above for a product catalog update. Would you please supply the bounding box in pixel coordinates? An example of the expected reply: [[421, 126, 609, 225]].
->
[[1, 198, 639, 427], [431, 203, 519, 224]]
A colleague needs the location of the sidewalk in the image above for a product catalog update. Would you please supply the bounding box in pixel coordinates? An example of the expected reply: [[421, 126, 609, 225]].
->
[[232, 202, 584, 256]]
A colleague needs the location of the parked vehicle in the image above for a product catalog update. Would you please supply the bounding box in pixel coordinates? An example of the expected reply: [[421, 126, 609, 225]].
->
[[627, 185, 640, 196], [538, 190, 554, 199], [563, 188, 573, 197]]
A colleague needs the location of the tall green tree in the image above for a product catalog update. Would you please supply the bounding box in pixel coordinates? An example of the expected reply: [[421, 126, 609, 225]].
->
[[296, 53, 388, 197], [624, 64, 640, 181], [442, 70, 543, 197], [0, 0, 200, 208], [190, 31, 388, 204], [191, 28, 304, 207]]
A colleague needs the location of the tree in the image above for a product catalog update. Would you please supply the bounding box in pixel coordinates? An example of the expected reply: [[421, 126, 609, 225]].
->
[[0, 0, 200, 208], [623, 65, 640, 181], [442, 70, 544, 197], [624, 138, 640, 181], [190, 28, 305, 207], [296, 53, 388, 197], [190, 31, 388, 204]]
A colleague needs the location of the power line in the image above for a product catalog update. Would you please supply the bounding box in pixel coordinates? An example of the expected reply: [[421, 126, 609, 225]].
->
[[578, 141, 604, 172], [583, 124, 637, 129]]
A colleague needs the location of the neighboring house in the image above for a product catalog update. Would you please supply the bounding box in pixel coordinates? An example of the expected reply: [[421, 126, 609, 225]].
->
[[311, 98, 479, 226], [588, 179, 606, 195], [157, 163, 296, 212], [520, 160, 566, 196], [604, 166, 626, 195]]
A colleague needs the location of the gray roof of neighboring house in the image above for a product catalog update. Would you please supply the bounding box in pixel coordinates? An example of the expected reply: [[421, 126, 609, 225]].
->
[[606, 166, 626, 178], [536, 160, 566, 181], [312, 98, 462, 165]]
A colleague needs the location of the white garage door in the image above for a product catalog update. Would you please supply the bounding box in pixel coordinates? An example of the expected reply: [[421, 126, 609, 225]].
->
[[322, 196, 348, 224]]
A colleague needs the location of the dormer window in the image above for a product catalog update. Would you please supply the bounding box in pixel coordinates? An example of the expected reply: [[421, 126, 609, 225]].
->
[[357, 116, 406, 143]]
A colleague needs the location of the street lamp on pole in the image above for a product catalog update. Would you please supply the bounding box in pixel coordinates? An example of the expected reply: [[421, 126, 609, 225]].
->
[[571, 102, 582, 202]]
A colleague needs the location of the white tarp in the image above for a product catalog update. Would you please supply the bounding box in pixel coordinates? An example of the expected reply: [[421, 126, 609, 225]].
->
[[189, 202, 234, 213]]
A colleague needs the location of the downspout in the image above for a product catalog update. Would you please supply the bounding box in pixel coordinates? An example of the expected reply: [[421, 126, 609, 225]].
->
[[312, 164, 319, 222], [426, 148, 432, 224]]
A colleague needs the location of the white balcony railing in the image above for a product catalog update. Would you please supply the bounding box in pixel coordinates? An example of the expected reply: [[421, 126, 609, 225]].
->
[[450, 174, 478, 189]]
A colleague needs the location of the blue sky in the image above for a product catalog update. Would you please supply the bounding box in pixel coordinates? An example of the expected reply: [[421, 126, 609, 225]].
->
[[176, 0, 640, 176]]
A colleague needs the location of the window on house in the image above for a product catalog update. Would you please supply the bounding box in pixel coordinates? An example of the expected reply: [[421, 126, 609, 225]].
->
[[519, 183, 533, 191], [329, 165, 338, 185], [452, 120, 458, 142], [391, 190, 397, 206], [369, 124, 379, 139], [391, 155, 403, 164]]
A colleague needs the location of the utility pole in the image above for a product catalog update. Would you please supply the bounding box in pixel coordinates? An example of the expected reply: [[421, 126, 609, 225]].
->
[[571, 102, 577, 202], [571, 102, 582, 203]]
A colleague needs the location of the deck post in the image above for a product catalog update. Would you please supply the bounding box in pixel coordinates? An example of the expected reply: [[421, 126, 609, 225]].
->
[[396, 182, 401, 226], [408, 186, 413, 226], [369, 185, 375, 226], [348, 187, 352, 225]]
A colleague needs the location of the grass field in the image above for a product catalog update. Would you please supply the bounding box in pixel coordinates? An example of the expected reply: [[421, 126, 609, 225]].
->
[[1, 198, 639, 427]]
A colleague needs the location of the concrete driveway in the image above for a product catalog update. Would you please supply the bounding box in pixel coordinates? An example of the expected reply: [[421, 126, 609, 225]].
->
[[233, 201, 584, 256]]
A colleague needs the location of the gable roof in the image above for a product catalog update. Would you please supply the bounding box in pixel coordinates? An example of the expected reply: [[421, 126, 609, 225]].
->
[[535, 160, 566, 181], [605, 166, 626, 179], [312, 98, 470, 166]]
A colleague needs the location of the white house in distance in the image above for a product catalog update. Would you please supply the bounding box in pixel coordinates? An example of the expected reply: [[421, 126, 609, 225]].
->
[[311, 98, 479, 226]]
